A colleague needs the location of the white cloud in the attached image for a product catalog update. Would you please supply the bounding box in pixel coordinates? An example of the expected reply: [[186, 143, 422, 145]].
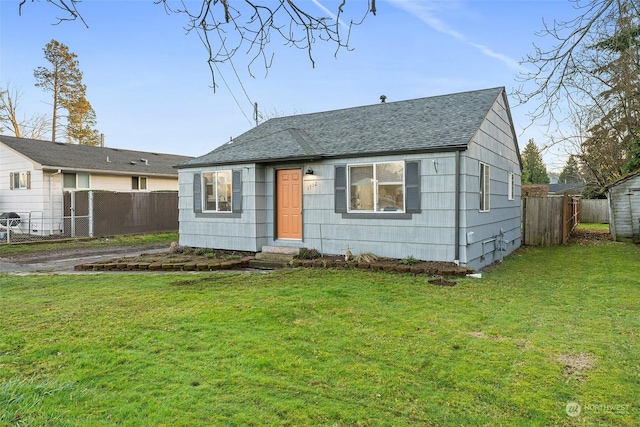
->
[[385, 0, 526, 72], [311, 0, 350, 30]]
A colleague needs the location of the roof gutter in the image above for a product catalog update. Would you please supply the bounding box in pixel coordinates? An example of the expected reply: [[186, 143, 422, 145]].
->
[[41, 166, 178, 178]]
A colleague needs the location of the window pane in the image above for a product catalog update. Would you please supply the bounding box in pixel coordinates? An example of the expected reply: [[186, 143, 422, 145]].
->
[[64, 173, 76, 189], [217, 170, 231, 211], [77, 173, 90, 189], [140, 177, 147, 190], [349, 165, 373, 210], [376, 162, 404, 212], [131, 177, 138, 190], [203, 172, 217, 211]]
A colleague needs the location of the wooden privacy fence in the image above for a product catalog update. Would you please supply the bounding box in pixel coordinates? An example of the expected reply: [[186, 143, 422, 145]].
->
[[580, 199, 609, 223], [522, 193, 580, 246], [65, 191, 178, 237]]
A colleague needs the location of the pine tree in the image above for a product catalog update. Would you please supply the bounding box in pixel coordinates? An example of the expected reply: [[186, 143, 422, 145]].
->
[[521, 139, 550, 185], [558, 155, 583, 184], [34, 39, 99, 144]]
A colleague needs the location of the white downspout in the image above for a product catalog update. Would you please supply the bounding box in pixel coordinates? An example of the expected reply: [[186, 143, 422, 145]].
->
[[49, 169, 62, 234]]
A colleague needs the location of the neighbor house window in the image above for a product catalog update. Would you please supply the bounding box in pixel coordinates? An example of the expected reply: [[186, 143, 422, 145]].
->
[[480, 163, 490, 211], [348, 161, 404, 212], [202, 170, 232, 212], [10, 171, 30, 190], [132, 176, 147, 190], [508, 172, 515, 200], [63, 173, 90, 189]]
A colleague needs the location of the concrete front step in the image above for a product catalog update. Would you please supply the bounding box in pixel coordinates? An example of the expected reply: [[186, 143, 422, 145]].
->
[[251, 246, 299, 269], [261, 246, 300, 255], [254, 252, 296, 262]]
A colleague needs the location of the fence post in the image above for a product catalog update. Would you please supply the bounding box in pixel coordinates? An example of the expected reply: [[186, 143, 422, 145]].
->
[[71, 191, 76, 238], [88, 191, 94, 237]]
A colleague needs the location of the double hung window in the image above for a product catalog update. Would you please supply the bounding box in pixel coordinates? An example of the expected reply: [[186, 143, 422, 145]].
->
[[348, 161, 404, 212], [203, 170, 232, 212]]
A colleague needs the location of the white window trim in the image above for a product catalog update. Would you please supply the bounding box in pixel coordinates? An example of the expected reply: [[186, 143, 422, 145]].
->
[[12, 171, 30, 190], [480, 163, 490, 212], [347, 161, 406, 213], [202, 170, 233, 213], [508, 172, 515, 201], [132, 176, 147, 191], [63, 172, 91, 189]]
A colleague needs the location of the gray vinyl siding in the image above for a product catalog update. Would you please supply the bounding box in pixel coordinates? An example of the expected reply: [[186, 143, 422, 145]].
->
[[608, 175, 640, 241], [290, 153, 458, 261], [178, 164, 266, 252], [176, 89, 522, 270], [460, 92, 522, 269]]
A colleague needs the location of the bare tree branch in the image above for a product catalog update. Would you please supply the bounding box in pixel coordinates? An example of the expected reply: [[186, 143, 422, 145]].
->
[[0, 83, 50, 139], [18, 0, 374, 92]]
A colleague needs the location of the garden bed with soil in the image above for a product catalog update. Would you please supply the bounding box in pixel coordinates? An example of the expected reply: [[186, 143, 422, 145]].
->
[[75, 247, 472, 276]]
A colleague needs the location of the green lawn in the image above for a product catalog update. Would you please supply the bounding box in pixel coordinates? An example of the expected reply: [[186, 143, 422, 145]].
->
[[0, 232, 638, 426]]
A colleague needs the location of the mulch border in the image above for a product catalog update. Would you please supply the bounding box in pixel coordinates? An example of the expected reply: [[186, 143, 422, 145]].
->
[[75, 256, 471, 276]]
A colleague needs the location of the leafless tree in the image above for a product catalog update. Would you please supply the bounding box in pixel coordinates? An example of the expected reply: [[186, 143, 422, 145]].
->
[[516, 0, 640, 189], [0, 83, 50, 139], [19, 0, 376, 91]]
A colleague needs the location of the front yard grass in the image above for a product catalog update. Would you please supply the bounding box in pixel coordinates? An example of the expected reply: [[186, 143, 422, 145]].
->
[[0, 229, 638, 426]]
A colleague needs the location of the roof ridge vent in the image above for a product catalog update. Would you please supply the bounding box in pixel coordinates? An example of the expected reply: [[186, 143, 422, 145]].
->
[[380, 95, 387, 103]]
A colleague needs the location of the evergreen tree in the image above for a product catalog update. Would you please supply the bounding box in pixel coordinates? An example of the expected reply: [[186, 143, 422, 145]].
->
[[67, 96, 100, 145], [623, 128, 640, 174], [521, 139, 550, 185], [34, 39, 99, 144], [558, 155, 583, 184]]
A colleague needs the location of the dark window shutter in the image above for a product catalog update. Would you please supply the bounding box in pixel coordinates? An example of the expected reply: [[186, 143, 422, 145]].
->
[[405, 160, 421, 213], [335, 165, 347, 213], [193, 172, 202, 213], [26, 171, 31, 189], [232, 169, 242, 212]]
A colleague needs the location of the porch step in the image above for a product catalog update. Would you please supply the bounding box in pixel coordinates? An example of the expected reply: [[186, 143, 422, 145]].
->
[[250, 246, 300, 269], [260, 246, 300, 255]]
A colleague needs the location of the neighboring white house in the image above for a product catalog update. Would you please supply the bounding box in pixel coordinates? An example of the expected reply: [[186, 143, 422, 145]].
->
[[608, 172, 640, 241], [175, 87, 523, 271], [0, 135, 192, 235]]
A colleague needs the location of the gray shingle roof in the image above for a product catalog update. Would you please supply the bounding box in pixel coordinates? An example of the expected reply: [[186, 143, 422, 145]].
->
[[178, 87, 506, 168], [0, 135, 192, 176]]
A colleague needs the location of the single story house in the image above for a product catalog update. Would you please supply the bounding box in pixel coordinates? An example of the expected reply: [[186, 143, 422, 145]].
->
[[176, 87, 523, 270], [607, 172, 640, 241], [0, 135, 192, 235]]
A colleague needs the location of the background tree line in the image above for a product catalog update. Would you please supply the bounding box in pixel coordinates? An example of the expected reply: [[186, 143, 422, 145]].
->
[[1, 39, 100, 145]]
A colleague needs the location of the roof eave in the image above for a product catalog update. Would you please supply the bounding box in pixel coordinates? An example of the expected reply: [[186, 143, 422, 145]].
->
[[175, 145, 468, 169]]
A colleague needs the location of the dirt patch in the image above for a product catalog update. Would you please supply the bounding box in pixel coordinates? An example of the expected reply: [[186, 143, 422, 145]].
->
[[569, 227, 611, 245], [428, 277, 457, 286], [1, 244, 169, 264], [557, 352, 597, 381]]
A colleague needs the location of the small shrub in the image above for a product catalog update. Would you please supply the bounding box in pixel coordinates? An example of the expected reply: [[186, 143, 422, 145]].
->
[[297, 248, 321, 260], [400, 255, 419, 265], [194, 247, 213, 256]]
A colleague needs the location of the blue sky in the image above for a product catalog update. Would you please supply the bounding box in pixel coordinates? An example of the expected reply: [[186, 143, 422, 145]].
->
[[1, 0, 578, 171]]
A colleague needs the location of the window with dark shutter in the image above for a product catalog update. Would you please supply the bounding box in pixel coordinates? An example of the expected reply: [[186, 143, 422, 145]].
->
[[193, 172, 202, 213], [334, 165, 347, 213], [405, 160, 421, 213]]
